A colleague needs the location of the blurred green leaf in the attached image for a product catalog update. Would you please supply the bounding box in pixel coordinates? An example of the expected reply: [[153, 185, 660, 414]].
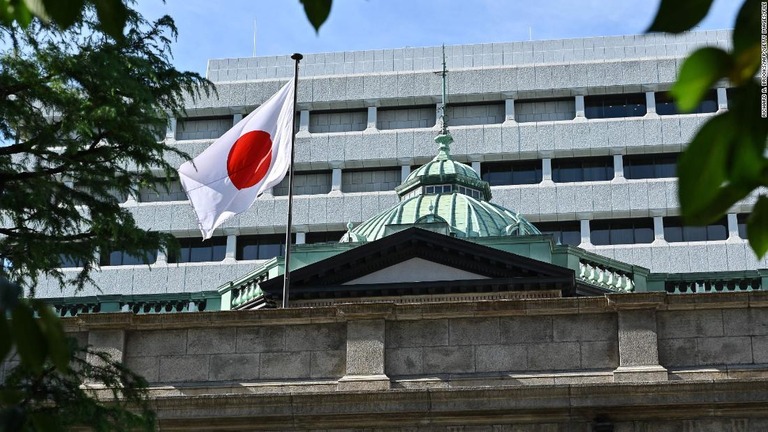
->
[[93, 0, 127, 40], [10, 303, 47, 374], [0, 277, 22, 310], [748, 196, 768, 258], [38, 0, 85, 28], [731, 1, 761, 84], [671, 47, 732, 112], [34, 301, 70, 372], [300, 0, 331, 32], [0, 316, 11, 364], [647, 0, 714, 33], [31, 411, 65, 432], [678, 113, 738, 222]]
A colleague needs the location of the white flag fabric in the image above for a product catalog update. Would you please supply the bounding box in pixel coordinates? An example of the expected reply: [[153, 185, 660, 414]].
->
[[178, 81, 295, 239]]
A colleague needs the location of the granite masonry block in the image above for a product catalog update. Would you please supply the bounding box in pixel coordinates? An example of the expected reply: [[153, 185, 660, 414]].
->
[[726, 242, 750, 271], [617, 309, 660, 367], [187, 328, 236, 355], [378, 73, 399, 99], [158, 355, 209, 382], [449, 318, 500, 346], [527, 342, 581, 371], [660, 117, 682, 145], [646, 180, 668, 211], [310, 350, 346, 378], [209, 353, 261, 381], [499, 316, 553, 343], [396, 73, 417, 98], [657, 59, 679, 83], [284, 323, 345, 352], [679, 115, 707, 142], [307, 196, 328, 225], [580, 340, 619, 369], [413, 129, 437, 158], [687, 245, 709, 275], [696, 336, 753, 366], [632, 246, 653, 269], [552, 123, 574, 154], [569, 122, 592, 155], [517, 186, 541, 216], [260, 351, 311, 380], [723, 309, 768, 336], [124, 356, 159, 383], [555, 185, 577, 216], [538, 186, 558, 216], [611, 248, 634, 267], [517, 67, 535, 91], [664, 180, 680, 209], [553, 313, 616, 342], [482, 125, 503, 155], [236, 326, 286, 353], [752, 336, 768, 363], [666, 245, 691, 272], [385, 347, 423, 376], [704, 243, 729, 272], [423, 346, 474, 374], [658, 310, 724, 339], [609, 183, 631, 215], [475, 345, 527, 373], [386, 320, 449, 348]]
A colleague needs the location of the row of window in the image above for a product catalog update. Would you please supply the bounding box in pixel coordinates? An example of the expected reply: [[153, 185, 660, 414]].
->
[[538, 215, 748, 247], [175, 90, 726, 139]]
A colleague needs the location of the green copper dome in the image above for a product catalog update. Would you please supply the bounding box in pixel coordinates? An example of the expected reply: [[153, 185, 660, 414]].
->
[[341, 132, 540, 243]]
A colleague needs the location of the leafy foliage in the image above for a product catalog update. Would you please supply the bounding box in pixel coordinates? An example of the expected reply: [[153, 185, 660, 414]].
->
[[300, 0, 333, 32], [0, 5, 210, 293], [0, 277, 155, 431], [648, 0, 768, 257], [0, 0, 128, 39]]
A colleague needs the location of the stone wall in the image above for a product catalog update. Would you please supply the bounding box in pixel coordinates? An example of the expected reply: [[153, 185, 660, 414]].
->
[[59, 292, 768, 429]]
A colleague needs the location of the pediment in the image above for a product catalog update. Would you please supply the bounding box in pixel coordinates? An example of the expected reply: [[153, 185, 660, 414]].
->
[[259, 227, 577, 302]]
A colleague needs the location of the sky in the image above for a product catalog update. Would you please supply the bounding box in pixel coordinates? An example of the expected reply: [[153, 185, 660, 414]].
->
[[136, 0, 743, 76]]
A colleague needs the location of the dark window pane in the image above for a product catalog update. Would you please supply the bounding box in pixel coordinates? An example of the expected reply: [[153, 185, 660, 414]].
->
[[585, 93, 646, 119], [552, 157, 613, 183], [536, 221, 581, 246], [591, 218, 654, 245], [169, 237, 227, 263], [481, 160, 542, 186], [624, 153, 678, 179], [101, 249, 158, 266], [664, 217, 728, 242], [305, 231, 347, 244], [236, 234, 291, 260], [656, 90, 718, 115], [738, 213, 749, 239]]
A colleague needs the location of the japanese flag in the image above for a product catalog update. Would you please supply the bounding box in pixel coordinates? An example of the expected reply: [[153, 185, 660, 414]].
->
[[178, 81, 295, 239]]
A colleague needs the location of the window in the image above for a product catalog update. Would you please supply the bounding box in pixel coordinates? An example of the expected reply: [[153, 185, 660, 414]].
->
[[585, 93, 646, 119], [305, 231, 346, 244], [738, 214, 749, 239], [664, 217, 728, 242], [623, 153, 678, 179], [168, 237, 226, 263], [456, 185, 482, 200], [341, 167, 401, 193], [656, 90, 717, 115], [515, 97, 575, 123], [59, 255, 85, 268], [591, 218, 654, 246], [552, 157, 613, 183], [308, 109, 367, 133], [273, 170, 332, 196], [424, 184, 453, 194], [236, 234, 291, 260], [536, 221, 581, 246], [138, 178, 188, 202], [481, 160, 542, 185], [100, 249, 157, 266]]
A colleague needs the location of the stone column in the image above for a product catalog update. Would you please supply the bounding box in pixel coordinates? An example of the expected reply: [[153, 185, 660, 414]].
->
[[612, 154, 625, 182], [224, 230, 237, 262], [471, 161, 481, 176], [609, 294, 668, 382], [717, 87, 728, 111], [727, 213, 739, 241], [295, 232, 306, 245], [542, 158, 554, 184], [400, 160, 412, 184], [645, 91, 657, 117], [574, 95, 586, 121], [504, 98, 516, 124], [297, 110, 310, 137], [338, 319, 389, 390], [330, 163, 343, 195], [580, 219, 591, 247], [366, 106, 378, 130], [165, 113, 177, 141], [653, 216, 665, 244]]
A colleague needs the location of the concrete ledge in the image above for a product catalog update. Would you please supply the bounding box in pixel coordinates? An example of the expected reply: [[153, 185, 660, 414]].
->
[[613, 365, 668, 382], [337, 374, 390, 391]]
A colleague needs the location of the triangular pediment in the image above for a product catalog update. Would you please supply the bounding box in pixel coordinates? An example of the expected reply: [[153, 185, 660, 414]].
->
[[342, 257, 489, 285], [259, 227, 577, 303]]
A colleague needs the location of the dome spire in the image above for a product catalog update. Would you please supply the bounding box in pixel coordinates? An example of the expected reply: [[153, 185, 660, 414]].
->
[[435, 45, 453, 160]]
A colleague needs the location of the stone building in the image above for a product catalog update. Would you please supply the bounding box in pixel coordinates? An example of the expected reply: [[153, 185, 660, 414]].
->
[[25, 30, 768, 430]]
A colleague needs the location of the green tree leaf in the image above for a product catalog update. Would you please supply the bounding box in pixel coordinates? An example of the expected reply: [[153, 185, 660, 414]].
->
[[731, 0, 761, 84], [34, 300, 70, 372], [670, 47, 732, 112], [748, 196, 768, 258], [39, 0, 85, 28], [647, 0, 714, 33], [300, 0, 332, 33], [93, 0, 127, 39], [9, 303, 47, 373]]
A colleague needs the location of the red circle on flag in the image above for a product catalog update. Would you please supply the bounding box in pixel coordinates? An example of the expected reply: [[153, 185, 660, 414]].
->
[[226, 130, 273, 190]]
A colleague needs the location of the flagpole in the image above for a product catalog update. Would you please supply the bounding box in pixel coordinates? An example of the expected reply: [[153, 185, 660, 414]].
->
[[282, 53, 302, 308]]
